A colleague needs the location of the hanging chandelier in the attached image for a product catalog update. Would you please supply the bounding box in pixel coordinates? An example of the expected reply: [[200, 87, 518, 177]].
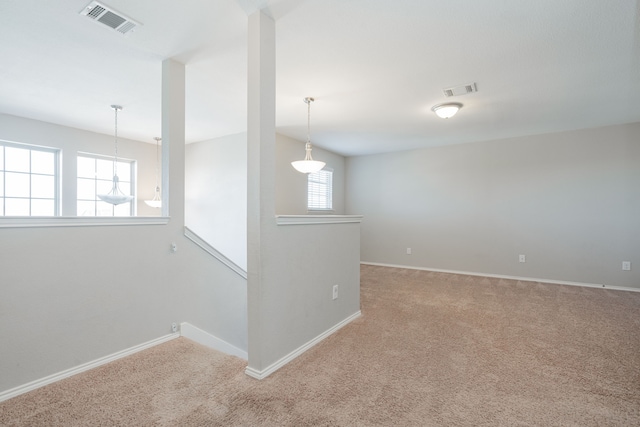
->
[[98, 105, 134, 205], [291, 97, 326, 174], [144, 137, 162, 208]]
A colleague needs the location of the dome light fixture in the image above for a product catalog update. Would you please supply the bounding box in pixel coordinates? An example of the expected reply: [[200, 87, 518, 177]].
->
[[291, 97, 326, 174], [432, 102, 463, 119]]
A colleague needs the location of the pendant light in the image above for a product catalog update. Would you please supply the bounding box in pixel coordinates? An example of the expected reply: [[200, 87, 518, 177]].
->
[[144, 137, 162, 208], [98, 105, 134, 205], [291, 97, 326, 174]]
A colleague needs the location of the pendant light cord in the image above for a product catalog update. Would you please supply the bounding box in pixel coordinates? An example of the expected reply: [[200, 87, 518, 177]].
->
[[307, 97, 311, 145], [112, 105, 122, 178], [304, 97, 315, 160], [154, 137, 160, 191]]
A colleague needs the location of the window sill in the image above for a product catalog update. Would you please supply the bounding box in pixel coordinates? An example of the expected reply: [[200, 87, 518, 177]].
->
[[307, 209, 335, 214], [0, 216, 170, 228], [276, 215, 363, 226]]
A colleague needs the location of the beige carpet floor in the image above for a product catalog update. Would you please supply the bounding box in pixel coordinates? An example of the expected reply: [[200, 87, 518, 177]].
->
[[2, 265, 640, 426]]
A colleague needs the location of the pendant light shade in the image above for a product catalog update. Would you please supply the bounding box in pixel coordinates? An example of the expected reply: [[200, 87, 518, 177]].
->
[[98, 105, 134, 205], [291, 97, 325, 174], [291, 143, 326, 174], [144, 137, 162, 208]]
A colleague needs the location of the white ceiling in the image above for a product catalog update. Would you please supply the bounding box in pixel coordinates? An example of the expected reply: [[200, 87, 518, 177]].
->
[[1, 0, 639, 156]]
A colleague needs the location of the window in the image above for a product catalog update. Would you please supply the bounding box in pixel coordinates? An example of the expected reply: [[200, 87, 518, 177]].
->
[[77, 153, 136, 216], [0, 141, 59, 216], [307, 168, 333, 211]]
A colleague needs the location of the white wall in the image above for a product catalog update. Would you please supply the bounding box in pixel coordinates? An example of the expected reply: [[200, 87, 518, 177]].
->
[[0, 114, 161, 217], [185, 132, 248, 270], [346, 122, 640, 289], [276, 133, 346, 215]]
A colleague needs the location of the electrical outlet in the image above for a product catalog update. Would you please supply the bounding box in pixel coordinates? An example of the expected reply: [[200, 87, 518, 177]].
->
[[519, 254, 526, 263], [406, 248, 412, 255], [332, 285, 339, 300], [171, 322, 178, 333], [622, 261, 631, 271]]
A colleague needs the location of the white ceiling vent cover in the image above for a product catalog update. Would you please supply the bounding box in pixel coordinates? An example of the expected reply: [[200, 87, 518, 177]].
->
[[80, 1, 141, 35], [443, 83, 478, 97]]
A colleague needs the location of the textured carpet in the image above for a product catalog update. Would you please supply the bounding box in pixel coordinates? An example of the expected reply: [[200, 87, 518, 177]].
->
[[2, 265, 640, 426]]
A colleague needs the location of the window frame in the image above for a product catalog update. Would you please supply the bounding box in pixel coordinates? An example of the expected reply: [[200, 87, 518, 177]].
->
[[307, 167, 334, 212], [0, 140, 60, 217], [77, 151, 137, 217], [0, 138, 168, 228]]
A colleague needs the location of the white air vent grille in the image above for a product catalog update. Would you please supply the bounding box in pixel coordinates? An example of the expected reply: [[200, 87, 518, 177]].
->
[[87, 5, 106, 19], [80, 1, 141, 35], [443, 83, 478, 97]]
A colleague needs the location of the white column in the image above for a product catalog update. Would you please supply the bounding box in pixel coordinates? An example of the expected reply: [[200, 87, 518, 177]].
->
[[246, 10, 276, 373], [161, 59, 186, 222]]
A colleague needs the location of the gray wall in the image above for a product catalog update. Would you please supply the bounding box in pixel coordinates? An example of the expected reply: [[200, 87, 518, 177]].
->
[[255, 220, 361, 371], [276, 133, 345, 215], [185, 132, 248, 270], [0, 114, 161, 217], [0, 115, 247, 394], [246, 12, 359, 378], [0, 220, 247, 393], [184, 132, 346, 272], [346, 122, 640, 289]]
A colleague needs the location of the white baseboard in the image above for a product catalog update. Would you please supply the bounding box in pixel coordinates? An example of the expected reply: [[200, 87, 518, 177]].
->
[[179, 322, 247, 360], [0, 333, 179, 403], [245, 310, 362, 380], [361, 261, 640, 293]]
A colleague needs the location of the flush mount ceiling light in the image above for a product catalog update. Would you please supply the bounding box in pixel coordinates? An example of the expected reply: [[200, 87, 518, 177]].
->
[[432, 102, 463, 119], [144, 137, 162, 208], [98, 105, 134, 205], [291, 97, 326, 174]]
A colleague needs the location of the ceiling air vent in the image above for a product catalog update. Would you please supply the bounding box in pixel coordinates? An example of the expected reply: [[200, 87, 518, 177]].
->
[[80, 1, 141, 35], [443, 82, 478, 97]]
